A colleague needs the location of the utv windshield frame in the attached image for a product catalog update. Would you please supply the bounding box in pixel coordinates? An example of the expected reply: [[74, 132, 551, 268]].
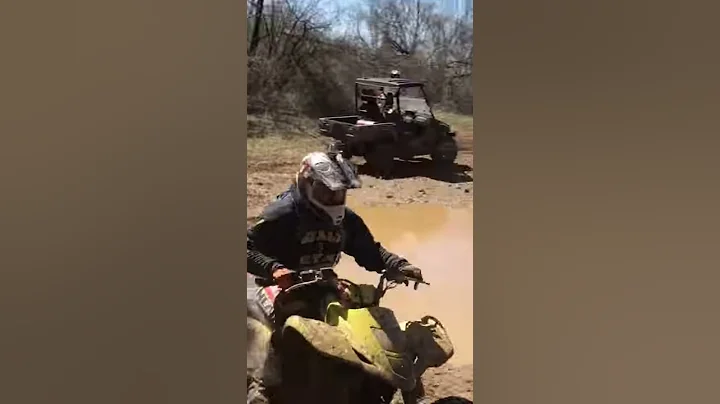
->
[[354, 77, 435, 119]]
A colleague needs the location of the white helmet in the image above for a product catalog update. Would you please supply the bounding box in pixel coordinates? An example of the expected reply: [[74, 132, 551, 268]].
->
[[296, 151, 361, 225]]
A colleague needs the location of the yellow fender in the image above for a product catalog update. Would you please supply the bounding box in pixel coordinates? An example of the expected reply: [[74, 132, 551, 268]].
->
[[282, 302, 417, 392]]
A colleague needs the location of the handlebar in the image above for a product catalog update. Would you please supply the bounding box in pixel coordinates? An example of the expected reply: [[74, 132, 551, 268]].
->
[[281, 267, 339, 294], [375, 272, 429, 298], [274, 267, 429, 307]]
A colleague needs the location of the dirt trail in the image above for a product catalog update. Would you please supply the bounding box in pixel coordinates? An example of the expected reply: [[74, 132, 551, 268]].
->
[[247, 112, 474, 401]]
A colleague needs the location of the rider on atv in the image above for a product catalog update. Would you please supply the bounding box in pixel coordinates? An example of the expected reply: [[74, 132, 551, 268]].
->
[[247, 151, 424, 403]]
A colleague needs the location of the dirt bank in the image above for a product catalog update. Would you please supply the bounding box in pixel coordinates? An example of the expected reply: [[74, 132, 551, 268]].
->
[[247, 112, 473, 222], [247, 112, 474, 401]]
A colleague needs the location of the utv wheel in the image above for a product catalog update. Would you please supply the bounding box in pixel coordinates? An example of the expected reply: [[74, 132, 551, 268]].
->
[[365, 144, 395, 178], [430, 137, 458, 165]]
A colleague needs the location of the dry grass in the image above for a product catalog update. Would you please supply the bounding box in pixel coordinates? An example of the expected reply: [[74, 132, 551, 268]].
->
[[247, 118, 328, 220], [435, 111, 474, 151], [247, 113, 317, 138], [247, 134, 325, 169], [436, 111, 474, 136]]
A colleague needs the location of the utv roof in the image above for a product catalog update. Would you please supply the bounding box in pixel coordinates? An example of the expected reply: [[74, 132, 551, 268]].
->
[[355, 77, 425, 87]]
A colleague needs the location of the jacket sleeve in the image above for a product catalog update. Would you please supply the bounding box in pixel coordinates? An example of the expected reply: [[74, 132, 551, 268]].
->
[[247, 217, 285, 278], [378, 244, 410, 272], [342, 209, 410, 273]]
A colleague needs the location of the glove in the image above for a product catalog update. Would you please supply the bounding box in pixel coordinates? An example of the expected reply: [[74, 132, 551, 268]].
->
[[387, 264, 424, 289], [334, 280, 354, 304], [272, 267, 296, 290]]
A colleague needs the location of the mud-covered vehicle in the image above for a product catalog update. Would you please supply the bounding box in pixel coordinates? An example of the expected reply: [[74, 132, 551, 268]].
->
[[247, 267, 460, 404], [317, 77, 459, 177]]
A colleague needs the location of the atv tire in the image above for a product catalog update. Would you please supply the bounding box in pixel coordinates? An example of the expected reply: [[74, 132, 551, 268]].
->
[[430, 397, 472, 404], [430, 137, 458, 165]]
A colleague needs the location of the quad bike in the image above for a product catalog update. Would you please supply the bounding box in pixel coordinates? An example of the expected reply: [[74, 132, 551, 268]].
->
[[247, 267, 464, 404]]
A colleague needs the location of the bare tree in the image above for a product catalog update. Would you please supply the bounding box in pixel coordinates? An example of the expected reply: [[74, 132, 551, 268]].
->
[[247, 0, 474, 117], [248, 0, 264, 56], [246, 0, 333, 113]]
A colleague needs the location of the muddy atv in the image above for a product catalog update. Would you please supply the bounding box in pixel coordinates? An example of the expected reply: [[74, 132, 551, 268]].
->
[[247, 268, 462, 404], [317, 77, 459, 178]]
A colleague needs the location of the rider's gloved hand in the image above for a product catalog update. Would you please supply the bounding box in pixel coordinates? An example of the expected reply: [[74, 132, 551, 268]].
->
[[387, 264, 424, 289], [335, 281, 354, 304], [400, 264, 424, 288], [272, 267, 296, 290]]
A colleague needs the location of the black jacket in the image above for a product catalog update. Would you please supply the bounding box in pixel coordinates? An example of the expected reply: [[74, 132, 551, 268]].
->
[[247, 184, 409, 278]]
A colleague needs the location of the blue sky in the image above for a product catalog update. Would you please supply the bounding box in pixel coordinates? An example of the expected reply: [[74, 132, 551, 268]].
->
[[256, 0, 467, 39], [315, 0, 470, 37], [317, 0, 364, 36]]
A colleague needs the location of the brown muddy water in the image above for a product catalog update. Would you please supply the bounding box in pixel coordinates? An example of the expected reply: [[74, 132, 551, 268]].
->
[[335, 204, 474, 365]]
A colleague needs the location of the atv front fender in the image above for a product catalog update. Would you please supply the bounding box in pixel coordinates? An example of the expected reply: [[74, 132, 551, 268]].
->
[[282, 315, 416, 392], [401, 316, 455, 376]]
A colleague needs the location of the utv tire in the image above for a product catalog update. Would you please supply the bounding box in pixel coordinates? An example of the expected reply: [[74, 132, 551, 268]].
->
[[430, 137, 458, 165], [364, 144, 395, 179]]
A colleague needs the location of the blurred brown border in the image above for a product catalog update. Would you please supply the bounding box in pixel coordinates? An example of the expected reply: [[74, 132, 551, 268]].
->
[[1, 0, 247, 403], [5, 0, 720, 403], [475, 0, 720, 403]]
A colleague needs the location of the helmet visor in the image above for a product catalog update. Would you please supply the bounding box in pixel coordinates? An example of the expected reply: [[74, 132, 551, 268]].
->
[[310, 181, 346, 206]]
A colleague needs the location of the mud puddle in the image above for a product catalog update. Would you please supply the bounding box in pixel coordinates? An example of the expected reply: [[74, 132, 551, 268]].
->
[[335, 203, 474, 365]]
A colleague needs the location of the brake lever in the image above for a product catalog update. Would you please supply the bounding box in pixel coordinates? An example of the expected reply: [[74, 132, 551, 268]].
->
[[390, 277, 430, 290], [405, 278, 430, 290]]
